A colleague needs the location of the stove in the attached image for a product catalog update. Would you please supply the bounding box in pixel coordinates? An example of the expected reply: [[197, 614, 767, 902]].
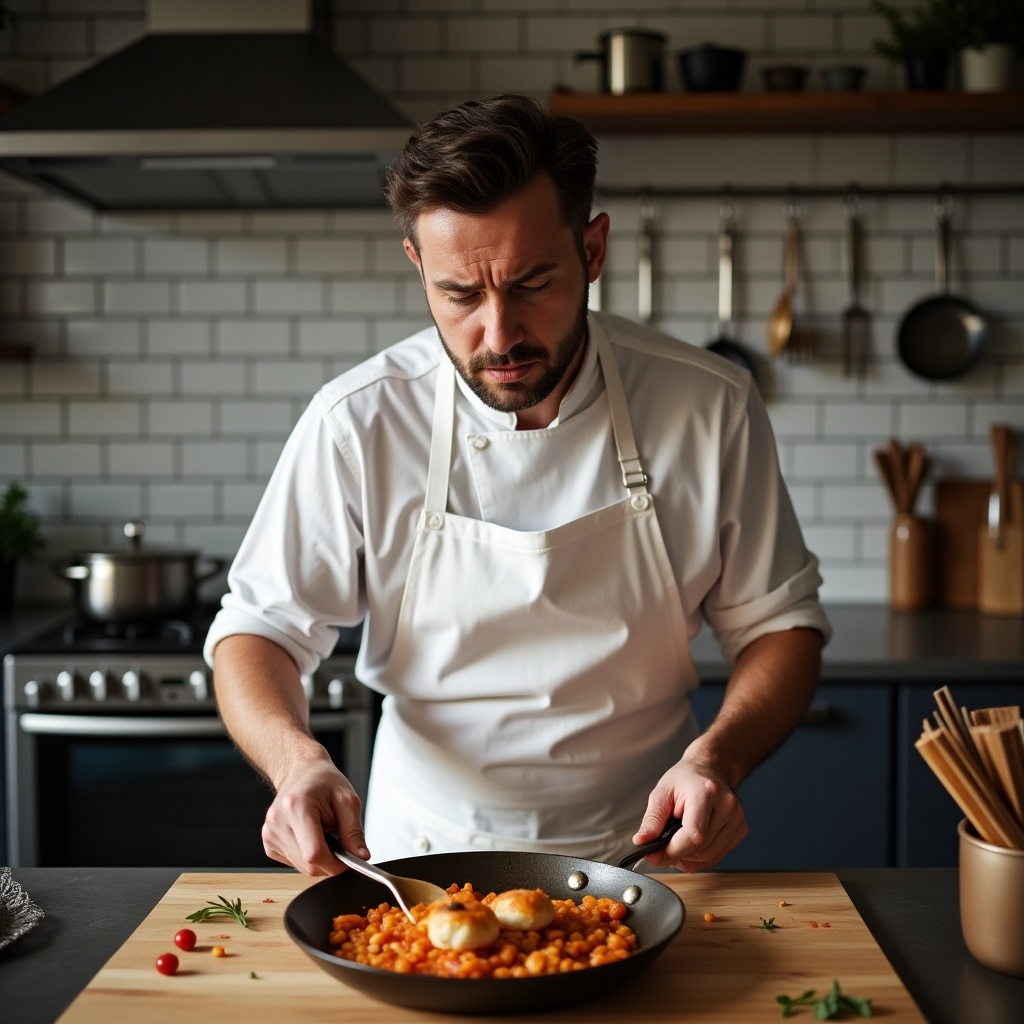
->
[[4, 608, 374, 867]]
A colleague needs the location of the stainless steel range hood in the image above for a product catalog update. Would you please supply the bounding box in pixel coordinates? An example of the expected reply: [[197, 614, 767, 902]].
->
[[0, 0, 413, 211]]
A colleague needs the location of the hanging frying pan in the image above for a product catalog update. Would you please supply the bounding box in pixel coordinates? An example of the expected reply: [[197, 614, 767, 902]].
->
[[285, 831, 684, 1013], [897, 200, 988, 381], [705, 208, 758, 381]]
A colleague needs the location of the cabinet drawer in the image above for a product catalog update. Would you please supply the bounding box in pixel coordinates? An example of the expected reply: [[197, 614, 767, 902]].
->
[[689, 684, 892, 870]]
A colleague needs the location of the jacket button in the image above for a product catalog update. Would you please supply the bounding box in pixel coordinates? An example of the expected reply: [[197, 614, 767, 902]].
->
[[631, 494, 650, 511], [426, 512, 443, 530], [414, 836, 431, 853], [469, 435, 488, 450]]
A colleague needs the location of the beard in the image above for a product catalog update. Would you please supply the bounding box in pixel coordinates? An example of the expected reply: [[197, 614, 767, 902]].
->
[[433, 287, 590, 416]]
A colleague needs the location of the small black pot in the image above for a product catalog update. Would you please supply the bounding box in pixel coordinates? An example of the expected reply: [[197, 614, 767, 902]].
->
[[904, 54, 947, 90], [677, 44, 746, 92]]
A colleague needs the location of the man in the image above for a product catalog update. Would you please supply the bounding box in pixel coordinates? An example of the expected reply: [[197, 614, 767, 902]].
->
[[205, 94, 830, 878]]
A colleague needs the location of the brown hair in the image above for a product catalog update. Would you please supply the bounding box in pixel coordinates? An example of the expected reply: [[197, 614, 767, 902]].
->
[[384, 94, 598, 250]]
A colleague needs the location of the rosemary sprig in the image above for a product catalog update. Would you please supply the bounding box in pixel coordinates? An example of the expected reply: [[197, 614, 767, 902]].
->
[[185, 895, 251, 929], [777, 980, 873, 1019]]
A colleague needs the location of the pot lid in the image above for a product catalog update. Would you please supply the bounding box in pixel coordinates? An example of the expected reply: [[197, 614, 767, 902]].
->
[[72, 522, 200, 561]]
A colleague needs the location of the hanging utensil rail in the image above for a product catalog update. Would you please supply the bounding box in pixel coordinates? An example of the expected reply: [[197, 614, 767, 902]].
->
[[595, 183, 1023, 200]]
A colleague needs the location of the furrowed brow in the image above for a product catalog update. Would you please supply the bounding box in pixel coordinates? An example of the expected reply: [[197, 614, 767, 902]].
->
[[432, 262, 560, 293]]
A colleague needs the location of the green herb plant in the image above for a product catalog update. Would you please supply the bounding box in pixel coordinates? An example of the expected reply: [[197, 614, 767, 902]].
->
[[185, 895, 251, 929], [759, 916, 778, 931], [777, 980, 874, 1019], [0, 483, 44, 563], [870, 0, 958, 62]]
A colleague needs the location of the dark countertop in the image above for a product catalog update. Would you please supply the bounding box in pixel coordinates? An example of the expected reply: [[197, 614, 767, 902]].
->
[[4, 603, 1023, 682], [3, 867, 1022, 1024]]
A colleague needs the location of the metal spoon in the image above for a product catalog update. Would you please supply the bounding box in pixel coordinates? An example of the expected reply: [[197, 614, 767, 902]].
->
[[767, 213, 798, 358], [325, 831, 448, 921]]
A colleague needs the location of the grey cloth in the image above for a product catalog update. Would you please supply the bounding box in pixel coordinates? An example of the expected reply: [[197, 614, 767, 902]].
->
[[0, 867, 45, 951]]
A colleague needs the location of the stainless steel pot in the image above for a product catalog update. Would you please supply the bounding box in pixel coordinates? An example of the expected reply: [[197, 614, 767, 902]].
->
[[576, 28, 667, 94], [52, 522, 226, 622]]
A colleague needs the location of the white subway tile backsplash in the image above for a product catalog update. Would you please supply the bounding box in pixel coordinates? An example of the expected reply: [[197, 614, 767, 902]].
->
[[66, 319, 142, 357], [106, 360, 174, 396], [179, 281, 247, 315], [107, 442, 175, 478], [0, 2, 1021, 604], [70, 482, 143, 519], [215, 238, 289, 275], [64, 238, 136, 275], [182, 441, 249, 478], [252, 361, 330, 397], [147, 319, 211, 356], [220, 401, 296, 437], [68, 401, 142, 436], [148, 401, 214, 436], [31, 442, 102, 478], [148, 482, 216, 517], [30, 360, 102, 396], [103, 280, 171, 315], [179, 361, 247, 397], [218, 320, 290, 357], [143, 237, 211, 275]]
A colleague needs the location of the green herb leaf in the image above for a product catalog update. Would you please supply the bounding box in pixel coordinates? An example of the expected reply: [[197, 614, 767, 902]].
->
[[775, 980, 873, 1019], [185, 895, 251, 929], [759, 916, 778, 931]]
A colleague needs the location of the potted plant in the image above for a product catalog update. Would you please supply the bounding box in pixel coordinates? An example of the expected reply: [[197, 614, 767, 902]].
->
[[871, 0, 959, 90], [948, 0, 1022, 91], [0, 482, 45, 614]]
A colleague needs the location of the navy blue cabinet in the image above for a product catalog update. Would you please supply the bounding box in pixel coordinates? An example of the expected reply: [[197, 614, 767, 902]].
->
[[689, 684, 893, 870]]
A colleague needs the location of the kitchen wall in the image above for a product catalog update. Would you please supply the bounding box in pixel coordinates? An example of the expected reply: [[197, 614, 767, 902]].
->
[[0, 1, 1021, 607]]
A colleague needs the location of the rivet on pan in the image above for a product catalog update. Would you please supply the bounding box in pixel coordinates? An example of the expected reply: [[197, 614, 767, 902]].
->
[[567, 870, 588, 891], [622, 884, 642, 905]]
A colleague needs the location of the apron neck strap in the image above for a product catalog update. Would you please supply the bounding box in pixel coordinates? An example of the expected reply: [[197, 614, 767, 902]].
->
[[424, 328, 650, 514], [425, 358, 456, 514], [595, 330, 649, 496]]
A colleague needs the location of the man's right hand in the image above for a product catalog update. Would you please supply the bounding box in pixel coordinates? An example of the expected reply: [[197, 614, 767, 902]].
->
[[261, 749, 369, 876]]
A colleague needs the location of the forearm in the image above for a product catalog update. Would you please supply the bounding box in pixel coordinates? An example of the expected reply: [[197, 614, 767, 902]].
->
[[212, 633, 333, 791], [684, 626, 824, 790]]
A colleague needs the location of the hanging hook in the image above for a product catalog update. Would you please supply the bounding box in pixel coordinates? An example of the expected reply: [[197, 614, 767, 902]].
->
[[785, 188, 801, 221], [719, 189, 734, 225], [844, 185, 860, 219]]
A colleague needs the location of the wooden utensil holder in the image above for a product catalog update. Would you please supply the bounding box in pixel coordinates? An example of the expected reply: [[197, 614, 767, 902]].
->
[[890, 513, 935, 611]]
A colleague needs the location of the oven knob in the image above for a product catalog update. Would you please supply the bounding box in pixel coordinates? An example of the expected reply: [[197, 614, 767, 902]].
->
[[327, 678, 345, 709], [122, 670, 142, 702], [24, 679, 41, 709], [189, 670, 209, 702], [89, 670, 108, 702], [56, 670, 76, 702], [300, 673, 315, 702]]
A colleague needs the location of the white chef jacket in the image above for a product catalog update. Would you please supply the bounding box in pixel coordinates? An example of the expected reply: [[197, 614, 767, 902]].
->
[[204, 311, 830, 689]]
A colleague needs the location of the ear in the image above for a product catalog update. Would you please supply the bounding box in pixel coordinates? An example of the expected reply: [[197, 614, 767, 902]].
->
[[582, 212, 610, 284], [403, 238, 422, 273]]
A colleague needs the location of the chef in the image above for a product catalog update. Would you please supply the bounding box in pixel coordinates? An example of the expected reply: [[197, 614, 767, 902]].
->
[[204, 94, 830, 878]]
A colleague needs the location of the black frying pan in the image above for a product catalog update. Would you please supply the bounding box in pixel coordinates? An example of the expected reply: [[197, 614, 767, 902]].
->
[[705, 214, 759, 382], [897, 206, 988, 381], [285, 832, 685, 1014]]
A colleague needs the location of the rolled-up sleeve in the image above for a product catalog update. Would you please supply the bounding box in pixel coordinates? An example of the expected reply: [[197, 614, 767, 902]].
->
[[203, 395, 365, 676], [701, 379, 831, 662]]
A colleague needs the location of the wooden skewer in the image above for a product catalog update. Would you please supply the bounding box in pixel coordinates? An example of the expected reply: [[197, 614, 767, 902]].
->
[[972, 722, 1024, 828], [916, 730, 1024, 848], [934, 686, 983, 765]]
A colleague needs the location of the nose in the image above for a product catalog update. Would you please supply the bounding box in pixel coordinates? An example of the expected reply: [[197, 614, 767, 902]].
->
[[482, 297, 524, 355]]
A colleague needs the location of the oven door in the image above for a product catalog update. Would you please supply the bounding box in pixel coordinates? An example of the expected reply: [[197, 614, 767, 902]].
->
[[6, 709, 371, 867]]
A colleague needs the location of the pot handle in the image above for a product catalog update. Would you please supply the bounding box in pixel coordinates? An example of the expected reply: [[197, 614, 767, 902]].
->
[[51, 560, 90, 581], [195, 557, 228, 584], [616, 816, 682, 869]]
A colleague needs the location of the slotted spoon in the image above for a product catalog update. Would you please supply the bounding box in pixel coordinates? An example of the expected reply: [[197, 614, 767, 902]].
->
[[325, 831, 448, 920]]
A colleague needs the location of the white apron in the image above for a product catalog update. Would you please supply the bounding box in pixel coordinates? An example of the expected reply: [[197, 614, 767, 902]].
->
[[363, 323, 698, 864]]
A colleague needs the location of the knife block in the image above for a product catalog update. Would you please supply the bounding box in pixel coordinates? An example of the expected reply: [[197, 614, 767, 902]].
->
[[889, 513, 935, 611]]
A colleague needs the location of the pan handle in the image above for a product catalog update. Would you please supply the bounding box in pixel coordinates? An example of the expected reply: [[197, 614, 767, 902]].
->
[[717, 213, 733, 329], [934, 197, 953, 296], [615, 817, 682, 869]]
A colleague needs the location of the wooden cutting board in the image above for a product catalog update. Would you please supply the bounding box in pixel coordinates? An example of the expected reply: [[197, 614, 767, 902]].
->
[[57, 871, 925, 1023]]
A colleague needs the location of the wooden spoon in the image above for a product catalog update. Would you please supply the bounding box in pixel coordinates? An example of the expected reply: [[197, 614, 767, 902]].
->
[[767, 215, 797, 357]]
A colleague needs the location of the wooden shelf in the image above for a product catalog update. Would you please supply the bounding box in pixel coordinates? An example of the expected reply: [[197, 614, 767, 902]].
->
[[548, 90, 1024, 134]]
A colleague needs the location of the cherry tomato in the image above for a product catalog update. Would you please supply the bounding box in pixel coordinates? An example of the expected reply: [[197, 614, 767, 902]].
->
[[155, 953, 179, 976], [174, 928, 197, 951]]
